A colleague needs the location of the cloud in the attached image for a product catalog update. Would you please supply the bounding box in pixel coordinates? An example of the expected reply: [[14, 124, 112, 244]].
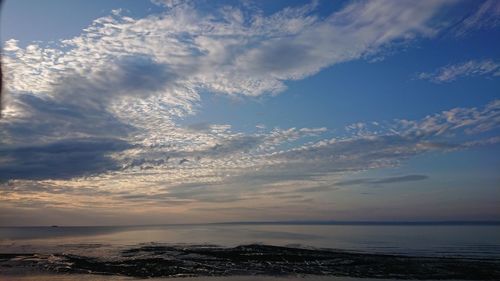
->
[[3, 0, 456, 98], [1, 99, 498, 209], [294, 185, 337, 193], [1, 0, 458, 153], [234, 100, 500, 193], [234, 0, 455, 91], [0, 138, 131, 181], [53, 55, 180, 103], [417, 59, 500, 83], [397, 99, 500, 136], [151, 0, 189, 8], [335, 175, 428, 187], [1, 0, 499, 220], [452, 0, 500, 36], [0, 92, 133, 146]]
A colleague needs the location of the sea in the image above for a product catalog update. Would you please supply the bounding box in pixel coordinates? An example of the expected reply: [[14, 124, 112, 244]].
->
[[1, 222, 500, 258]]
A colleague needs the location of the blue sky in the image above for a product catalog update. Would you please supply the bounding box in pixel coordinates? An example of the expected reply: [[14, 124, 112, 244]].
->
[[0, 0, 499, 225]]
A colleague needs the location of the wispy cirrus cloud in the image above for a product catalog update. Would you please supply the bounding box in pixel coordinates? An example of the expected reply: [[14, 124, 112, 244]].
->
[[452, 0, 500, 36], [417, 59, 500, 83]]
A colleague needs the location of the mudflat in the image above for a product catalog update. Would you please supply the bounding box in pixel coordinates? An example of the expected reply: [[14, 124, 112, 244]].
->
[[1, 244, 499, 280]]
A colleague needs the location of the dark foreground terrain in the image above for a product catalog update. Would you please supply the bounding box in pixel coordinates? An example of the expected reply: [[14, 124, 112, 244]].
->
[[1, 244, 499, 279]]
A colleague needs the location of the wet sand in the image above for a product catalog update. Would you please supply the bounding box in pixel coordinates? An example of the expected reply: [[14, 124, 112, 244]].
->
[[0, 275, 479, 281], [1, 244, 499, 280]]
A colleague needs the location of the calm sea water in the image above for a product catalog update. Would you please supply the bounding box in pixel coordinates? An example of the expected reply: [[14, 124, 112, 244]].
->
[[1, 224, 499, 259]]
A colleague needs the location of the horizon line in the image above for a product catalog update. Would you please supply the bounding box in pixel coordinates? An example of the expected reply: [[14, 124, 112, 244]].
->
[[2, 219, 500, 228]]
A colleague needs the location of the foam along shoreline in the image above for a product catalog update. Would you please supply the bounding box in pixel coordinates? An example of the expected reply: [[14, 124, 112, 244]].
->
[[1, 244, 499, 280]]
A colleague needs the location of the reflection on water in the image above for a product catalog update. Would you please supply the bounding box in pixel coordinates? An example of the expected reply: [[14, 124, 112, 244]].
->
[[1, 224, 499, 258]]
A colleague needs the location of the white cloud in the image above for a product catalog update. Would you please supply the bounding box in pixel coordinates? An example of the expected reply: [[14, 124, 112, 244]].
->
[[1, 0, 458, 147], [3, 0, 456, 97], [0, 0, 459, 154], [417, 59, 500, 83]]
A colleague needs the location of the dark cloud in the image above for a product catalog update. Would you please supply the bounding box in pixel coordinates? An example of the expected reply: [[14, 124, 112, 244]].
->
[[207, 135, 262, 156], [0, 55, 179, 181], [1, 55, 176, 143], [295, 185, 337, 193], [0, 181, 114, 197], [0, 138, 131, 181], [51, 55, 179, 108], [1, 94, 133, 144], [264, 135, 446, 182], [185, 122, 212, 132], [130, 134, 264, 167], [336, 174, 429, 187], [245, 41, 313, 75], [372, 174, 429, 184], [112, 56, 178, 95]]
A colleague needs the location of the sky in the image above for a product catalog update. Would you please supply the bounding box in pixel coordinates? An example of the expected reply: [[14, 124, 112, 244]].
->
[[0, 0, 499, 226]]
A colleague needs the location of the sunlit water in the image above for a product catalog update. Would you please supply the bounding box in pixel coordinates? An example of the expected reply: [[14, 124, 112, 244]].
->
[[1, 224, 499, 259]]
